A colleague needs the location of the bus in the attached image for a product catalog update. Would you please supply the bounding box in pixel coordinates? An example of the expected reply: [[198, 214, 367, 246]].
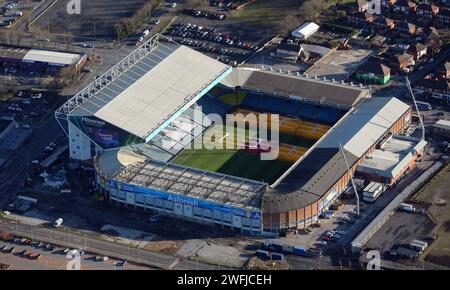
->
[[415, 101, 432, 111]]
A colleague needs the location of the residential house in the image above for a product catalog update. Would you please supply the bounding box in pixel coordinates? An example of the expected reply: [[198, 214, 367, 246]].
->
[[355, 61, 391, 84], [437, 10, 450, 27], [407, 43, 427, 60], [395, 21, 417, 35], [435, 62, 450, 79], [381, 0, 397, 8], [393, 0, 416, 15], [357, 0, 369, 12], [415, 79, 450, 102], [423, 27, 441, 49], [416, 3, 439, 19], [391, 53, 415, 70], [372, 17, 395, 30], [347, 12, 375, 26]]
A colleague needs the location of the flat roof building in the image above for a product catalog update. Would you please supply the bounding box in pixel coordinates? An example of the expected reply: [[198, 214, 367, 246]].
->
[[357, 135, 427, 185], [291, 22, 320, 40], [0, 46, 86, 75]]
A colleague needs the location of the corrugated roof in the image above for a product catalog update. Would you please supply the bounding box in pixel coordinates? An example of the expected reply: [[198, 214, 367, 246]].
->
[[319, 97, 410, 158], [241, 70, 369, 107], [71, 44, 230, 139], [22, 49, 82, 65]]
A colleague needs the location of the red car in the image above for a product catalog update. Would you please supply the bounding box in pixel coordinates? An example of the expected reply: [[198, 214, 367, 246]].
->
[[322, 236, 330, 241]]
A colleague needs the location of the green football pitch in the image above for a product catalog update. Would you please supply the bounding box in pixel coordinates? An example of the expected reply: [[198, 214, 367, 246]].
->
[[171, 124, 301, 184], [171, 148, 292, 184]]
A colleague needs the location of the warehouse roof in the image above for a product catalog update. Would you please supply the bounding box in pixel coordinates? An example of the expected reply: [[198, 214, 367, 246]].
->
[[70, 43, 230, 139], [241, 70, 369, 107], [22, 49, 82, 66]]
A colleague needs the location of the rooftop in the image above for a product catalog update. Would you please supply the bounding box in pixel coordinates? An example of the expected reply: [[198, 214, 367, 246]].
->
[[358, 135, 427, 178], [304, 49, 373, 82], [263, 97, 411, 213], [240, 69, 370, 107], [69, 40, 230, 140], [357, 61, 390, 76], [22, 49, 83, 66], [291, 22, 320, 38], [112, 157, 267, 211], [434, 119, 450, 130]]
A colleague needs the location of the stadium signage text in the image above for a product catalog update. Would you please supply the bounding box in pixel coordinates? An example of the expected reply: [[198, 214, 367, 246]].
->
[[109, 180, 261, 220], [167, 195, 199, 207], [82, 117, 106, 127]]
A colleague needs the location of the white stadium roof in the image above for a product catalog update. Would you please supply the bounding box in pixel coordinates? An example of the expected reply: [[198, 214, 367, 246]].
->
[[68, 41, 230, 140], [22, 49, 82, 66], [318, 97, 411, 158]]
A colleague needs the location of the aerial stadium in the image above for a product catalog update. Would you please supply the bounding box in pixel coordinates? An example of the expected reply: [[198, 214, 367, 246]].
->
[[56, 34, 413, 235]]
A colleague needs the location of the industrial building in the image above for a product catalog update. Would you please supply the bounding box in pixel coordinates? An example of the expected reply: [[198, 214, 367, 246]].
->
[[56, 34, 417, 235], [0, 46, 87, 75]]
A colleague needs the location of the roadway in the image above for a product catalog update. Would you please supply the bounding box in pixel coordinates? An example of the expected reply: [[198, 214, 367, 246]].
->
[[0, 219, 226, 270]]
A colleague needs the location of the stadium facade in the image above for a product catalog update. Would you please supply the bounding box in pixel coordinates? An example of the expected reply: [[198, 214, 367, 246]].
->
[[56, 35, 414, 235]]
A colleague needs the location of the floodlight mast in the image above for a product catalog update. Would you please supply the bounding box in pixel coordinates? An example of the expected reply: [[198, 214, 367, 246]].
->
[[339, 144, 359, 217], [405, 77, 425, 141]]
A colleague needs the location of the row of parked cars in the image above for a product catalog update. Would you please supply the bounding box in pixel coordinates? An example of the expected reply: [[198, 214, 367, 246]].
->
[[166, 23, 259, 51], [181, 8, 226, 20], [1, 234, 127, 266]]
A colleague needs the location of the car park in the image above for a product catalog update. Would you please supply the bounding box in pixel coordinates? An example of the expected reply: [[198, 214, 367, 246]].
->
[[2, 246, 14, 253], [115, 260, 127, 267], [322, 236, 330, 241]]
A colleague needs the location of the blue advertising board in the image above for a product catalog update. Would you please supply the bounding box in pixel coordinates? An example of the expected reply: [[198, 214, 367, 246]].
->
[[109, 179, 261, 220]]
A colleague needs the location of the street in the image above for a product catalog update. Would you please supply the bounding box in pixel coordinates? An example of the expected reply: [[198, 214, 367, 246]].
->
[[0, 219, 227, 270]]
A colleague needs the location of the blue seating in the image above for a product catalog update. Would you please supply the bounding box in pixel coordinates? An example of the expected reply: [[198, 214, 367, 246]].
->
[[196, 96, 231, 116], [241, 93, 346, 125]]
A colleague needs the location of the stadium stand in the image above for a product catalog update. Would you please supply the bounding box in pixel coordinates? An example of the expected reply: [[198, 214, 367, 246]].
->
[[240, 92, 346, 125], [196, 95, 231, 116], [218, 91, 248, 106], [233, 108, 330, 141]]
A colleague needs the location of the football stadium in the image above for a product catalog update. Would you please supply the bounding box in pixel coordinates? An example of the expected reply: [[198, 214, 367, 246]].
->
[[56, 34, 413, 235]]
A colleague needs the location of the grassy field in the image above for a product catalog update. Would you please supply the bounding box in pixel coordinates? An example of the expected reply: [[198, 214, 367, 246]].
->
[[171, 124, 295, 184], [229, 0, 305, 26], [411, 164, 450, 267]]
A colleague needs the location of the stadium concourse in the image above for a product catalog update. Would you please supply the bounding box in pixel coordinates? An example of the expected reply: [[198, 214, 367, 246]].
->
[[56, 34, 413, 235]]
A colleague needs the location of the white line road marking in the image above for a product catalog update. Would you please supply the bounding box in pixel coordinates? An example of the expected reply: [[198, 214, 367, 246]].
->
[[168, 258, 180, 269]]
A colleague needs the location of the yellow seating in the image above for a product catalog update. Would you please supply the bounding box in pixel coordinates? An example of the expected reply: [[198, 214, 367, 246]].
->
[[232, 108, 330, 141]]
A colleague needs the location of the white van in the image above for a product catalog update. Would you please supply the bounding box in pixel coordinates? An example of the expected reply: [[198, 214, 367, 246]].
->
[[53, 218, 63, 227]]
